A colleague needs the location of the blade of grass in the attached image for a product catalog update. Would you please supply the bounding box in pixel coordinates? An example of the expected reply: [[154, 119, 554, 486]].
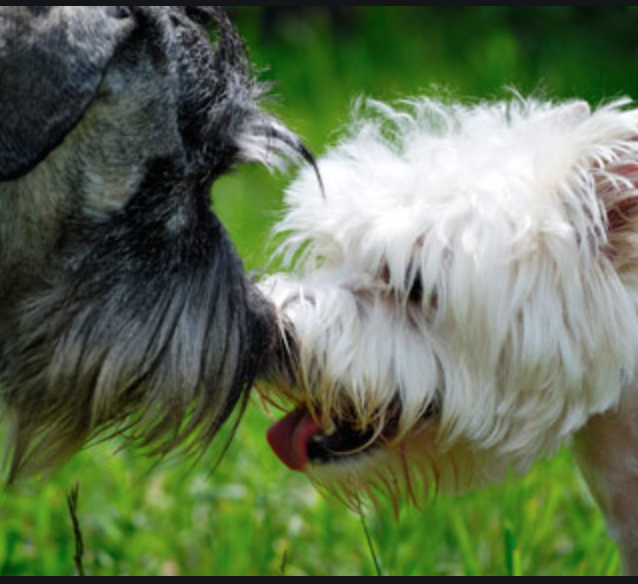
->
[[504, 524, 523, 577], [451, 512, 482, 576], [358, 507, 384, 577], [280, 549, 289, 577], [66, 483, 86, 578]]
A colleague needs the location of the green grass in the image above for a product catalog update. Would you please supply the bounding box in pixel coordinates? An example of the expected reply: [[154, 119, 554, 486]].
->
[[0, 411, 620, 576], [3, 7, 637, 576]]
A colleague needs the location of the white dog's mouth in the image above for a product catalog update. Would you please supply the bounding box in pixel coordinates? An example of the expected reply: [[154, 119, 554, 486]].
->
[[267, 403, 405, 472]]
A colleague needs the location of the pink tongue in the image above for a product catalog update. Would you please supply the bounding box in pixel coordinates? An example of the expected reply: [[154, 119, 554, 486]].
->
[[267, 410, 321, 472]]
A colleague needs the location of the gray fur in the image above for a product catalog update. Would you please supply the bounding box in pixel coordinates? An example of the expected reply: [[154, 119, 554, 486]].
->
[[0, 6, 306, 481]]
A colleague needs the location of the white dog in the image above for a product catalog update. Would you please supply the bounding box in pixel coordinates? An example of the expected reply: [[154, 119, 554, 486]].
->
[[261, 97, 638, 575]]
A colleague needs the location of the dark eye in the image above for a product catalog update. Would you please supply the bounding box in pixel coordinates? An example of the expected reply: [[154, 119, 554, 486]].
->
[[407, 271, 439, 314], [408, 273, 424, 304], [184, 6, 218, 28]]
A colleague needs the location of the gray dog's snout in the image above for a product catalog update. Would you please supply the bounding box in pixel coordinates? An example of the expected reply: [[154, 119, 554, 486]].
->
[[0, 6, 305, 481]]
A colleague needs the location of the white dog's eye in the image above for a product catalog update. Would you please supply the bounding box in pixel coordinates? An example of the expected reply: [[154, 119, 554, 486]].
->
[[380, 264, 438, 312], [408, 271, 440, 316], [408, 273, 424, 304]]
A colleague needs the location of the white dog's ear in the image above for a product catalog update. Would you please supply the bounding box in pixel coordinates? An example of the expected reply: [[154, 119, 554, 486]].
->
[[0, 7, 133, 181], [603, 163, 638, 271]]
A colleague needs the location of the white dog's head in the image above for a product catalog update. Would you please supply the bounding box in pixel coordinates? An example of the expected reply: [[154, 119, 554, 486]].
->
[[261, 97, 638, 504]]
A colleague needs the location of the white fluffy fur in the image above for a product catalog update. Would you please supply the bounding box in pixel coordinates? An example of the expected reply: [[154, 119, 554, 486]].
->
[[262, 97, 638, 496]]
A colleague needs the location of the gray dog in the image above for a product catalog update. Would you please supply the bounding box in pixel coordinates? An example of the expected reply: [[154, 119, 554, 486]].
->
[[0, 6, 309, 482]]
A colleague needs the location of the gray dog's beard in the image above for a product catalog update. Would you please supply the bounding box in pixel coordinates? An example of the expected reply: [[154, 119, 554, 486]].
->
[[0, 6, 309, 481], [0, 159, 277, 480]]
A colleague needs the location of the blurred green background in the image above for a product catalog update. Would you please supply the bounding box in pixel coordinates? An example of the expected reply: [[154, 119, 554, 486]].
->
[[2, 6, 636, 576]]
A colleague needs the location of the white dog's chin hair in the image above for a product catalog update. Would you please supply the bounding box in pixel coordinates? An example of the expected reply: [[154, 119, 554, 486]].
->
[[261, 96, 638, 504]]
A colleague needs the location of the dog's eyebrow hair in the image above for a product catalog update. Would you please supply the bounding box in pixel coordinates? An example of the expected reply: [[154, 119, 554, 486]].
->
[[264, 126, 326, 200], [297, 142, 326, 201]]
